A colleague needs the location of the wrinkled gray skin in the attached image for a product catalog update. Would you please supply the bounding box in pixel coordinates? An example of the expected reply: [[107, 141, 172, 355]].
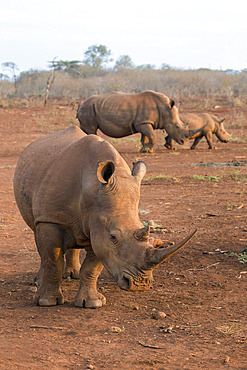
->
[[165, 113, 230, 150], [14, 126, 197, 309], [77, 90, 206, 153]]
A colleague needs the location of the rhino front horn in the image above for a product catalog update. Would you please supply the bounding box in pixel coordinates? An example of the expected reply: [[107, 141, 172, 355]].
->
[[145, 229, 197, 268]]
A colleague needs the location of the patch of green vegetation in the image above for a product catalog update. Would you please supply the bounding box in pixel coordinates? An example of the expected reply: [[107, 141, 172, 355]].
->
[[227, 172, 247, 183], [169, 151, 180, 155], [145, 174, 173, 181], [142, 220, 163, 228], [229, 137, 247, 142], [108, 137, 140, 144], [228, 250, 247, 263], [193, 175, 220, 182]]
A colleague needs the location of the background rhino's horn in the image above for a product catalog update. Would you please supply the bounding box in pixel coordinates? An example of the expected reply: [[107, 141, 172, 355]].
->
[[134, 225, 150, 241], [186, 121, 209, 138], [145, 229, 197, 268]]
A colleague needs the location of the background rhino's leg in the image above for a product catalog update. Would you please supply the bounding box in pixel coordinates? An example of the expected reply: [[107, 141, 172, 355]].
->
[[141, 134, 149, 149], [138, 123, 156, 153], [33, 223, 65, 306], [164, 135, 175, 150], [190, 136, 202, 149], [63, 249, 81, 279], [75, 248, 106, 309], [205, 132, 215, 149]]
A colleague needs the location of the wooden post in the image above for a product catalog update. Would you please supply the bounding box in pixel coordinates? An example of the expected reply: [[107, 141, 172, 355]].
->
[[44, 69, 55, 106]]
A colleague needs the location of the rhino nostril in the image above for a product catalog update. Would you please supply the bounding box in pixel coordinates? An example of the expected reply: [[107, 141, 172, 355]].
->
[[118, 274, 132, 290], [180, 139, 184, 145]]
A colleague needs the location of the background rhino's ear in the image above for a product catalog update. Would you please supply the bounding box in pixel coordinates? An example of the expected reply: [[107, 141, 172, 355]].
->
[[97, 161, 115, 184], [169, 99, 175, 108], [132, 161, 146, 183]]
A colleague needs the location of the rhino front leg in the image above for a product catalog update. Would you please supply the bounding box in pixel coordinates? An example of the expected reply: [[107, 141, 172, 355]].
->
[[75, 248, 106, 309], [34, 223, 65, 306], [63, 249, 81, 279], [190, 136, 202, 149], [164, 135, 175, 150], [205, 132, 215, 149], [138, 124, 156, 153]]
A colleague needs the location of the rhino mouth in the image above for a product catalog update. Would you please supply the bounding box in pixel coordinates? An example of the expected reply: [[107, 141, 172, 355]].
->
[[117, 272, 153, 291]]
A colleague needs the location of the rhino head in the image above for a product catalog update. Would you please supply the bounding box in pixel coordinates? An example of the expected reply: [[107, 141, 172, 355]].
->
[[215, 119, 231, 143], [162, 100, 208, 145], [89, 160, 196, 291]]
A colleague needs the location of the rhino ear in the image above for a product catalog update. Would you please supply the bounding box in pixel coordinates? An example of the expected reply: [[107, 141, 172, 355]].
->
[[132, 161, 146, 183], [97, 161, 115, 184], [169, 99, 175, 108]]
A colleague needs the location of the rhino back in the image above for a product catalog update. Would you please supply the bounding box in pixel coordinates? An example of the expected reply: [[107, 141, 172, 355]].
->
[[14, 126, 130, 235], [180, 113, 215, 136], [14, 126, 85, 229], [92, 91, 167, 136]]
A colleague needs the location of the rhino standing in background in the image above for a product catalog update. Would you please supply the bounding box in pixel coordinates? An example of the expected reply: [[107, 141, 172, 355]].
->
[[165, 113, 230, 150], [76, 90, 207, 153], [14, 126, 197, 309]]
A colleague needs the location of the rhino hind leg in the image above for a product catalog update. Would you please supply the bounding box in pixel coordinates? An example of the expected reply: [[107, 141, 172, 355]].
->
[[75, 248, 106, 309], [33, 223, 65, 306], [63, 249, 81, 279]]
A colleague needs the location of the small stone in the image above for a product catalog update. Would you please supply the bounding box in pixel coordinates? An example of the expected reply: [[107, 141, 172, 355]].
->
[[87, 365, 94, 369], [28, 286, 37, 292], [224, 356, 230, 364], [133, 304, 139, 310], [152, 310, 167, 320]]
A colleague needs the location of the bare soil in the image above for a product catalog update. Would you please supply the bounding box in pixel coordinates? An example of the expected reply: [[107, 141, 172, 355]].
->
[[0, 98, 246, 369]]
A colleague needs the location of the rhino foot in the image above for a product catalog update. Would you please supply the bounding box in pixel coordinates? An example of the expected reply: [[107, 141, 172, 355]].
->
[[140, 147, 153, 154], [74, 290, 106, 309], [63, 266, 80, 279], [34, 289, 64, 306], [165, 145, 175, 150]]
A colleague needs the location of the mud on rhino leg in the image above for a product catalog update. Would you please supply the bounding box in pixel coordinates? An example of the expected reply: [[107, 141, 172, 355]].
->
[[63, 249, 81, 279], [138, 124, 156, 153], [75, 248, 106, 309], [34, 223, 65, 306]]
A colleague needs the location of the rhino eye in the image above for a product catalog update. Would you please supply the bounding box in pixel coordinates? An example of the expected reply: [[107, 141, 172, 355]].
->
[[110, 233, 120, 245]]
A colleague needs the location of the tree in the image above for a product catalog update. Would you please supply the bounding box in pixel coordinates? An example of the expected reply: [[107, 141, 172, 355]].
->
[[114, 55, 135, 70], [1, 62, 19, 92], [83, 44, 113, 68], [47, 59, 82, 76]]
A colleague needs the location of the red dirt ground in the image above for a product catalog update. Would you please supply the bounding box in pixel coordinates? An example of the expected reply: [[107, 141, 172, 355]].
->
[[0, 99, 246, 369]]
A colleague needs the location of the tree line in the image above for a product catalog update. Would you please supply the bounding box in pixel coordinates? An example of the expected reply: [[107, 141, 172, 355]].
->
[[0, 44, 247, 103]]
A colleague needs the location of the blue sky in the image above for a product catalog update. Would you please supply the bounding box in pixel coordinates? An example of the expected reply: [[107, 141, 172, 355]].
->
[[1, 0, 246, 76]]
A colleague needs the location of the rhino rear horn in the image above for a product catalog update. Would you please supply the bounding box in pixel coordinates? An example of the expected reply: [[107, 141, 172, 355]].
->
[[134, 225, 150, 241], [144, 229, 197, 268]]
